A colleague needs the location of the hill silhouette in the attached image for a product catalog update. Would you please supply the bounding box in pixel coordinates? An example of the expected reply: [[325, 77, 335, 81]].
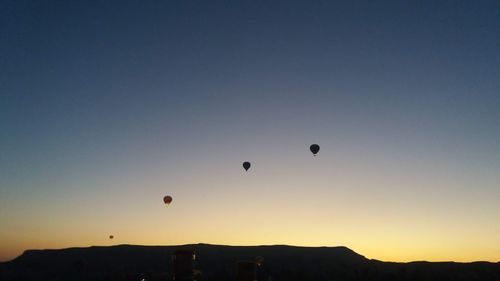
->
[[1, 244, 499, 281]]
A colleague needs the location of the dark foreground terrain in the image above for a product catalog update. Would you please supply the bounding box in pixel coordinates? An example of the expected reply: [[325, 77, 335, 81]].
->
[[1, 244, 499, 281]]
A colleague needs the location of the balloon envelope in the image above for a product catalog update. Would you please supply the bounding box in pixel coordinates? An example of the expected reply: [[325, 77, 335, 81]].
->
[[243, 161, 251, 171], [310, 144, 320, 155], [163, 195, 173, 205]]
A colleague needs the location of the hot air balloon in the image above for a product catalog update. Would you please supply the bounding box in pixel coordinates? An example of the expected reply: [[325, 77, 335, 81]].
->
[[163, 195, 173, 205], [109, 235, 114, 239], [310, 144, 320, 156], [243, 161, 251, 171]]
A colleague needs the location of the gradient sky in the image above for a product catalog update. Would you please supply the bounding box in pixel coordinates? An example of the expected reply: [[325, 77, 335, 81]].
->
[[1, 0, 499, 262]]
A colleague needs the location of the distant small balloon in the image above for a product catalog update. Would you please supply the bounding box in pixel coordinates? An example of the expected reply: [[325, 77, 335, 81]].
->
[[310, 144, 320, 156], [109, 235, 114, 239], [163, 195, 173, 205], [243, 161, 251, 171]]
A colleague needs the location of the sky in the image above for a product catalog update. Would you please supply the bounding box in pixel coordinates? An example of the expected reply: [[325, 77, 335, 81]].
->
[[1, 0, 499, 262]]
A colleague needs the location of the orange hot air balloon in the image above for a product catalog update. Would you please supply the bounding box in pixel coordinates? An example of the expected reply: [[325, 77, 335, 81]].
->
[[163, 195, 173, 205]]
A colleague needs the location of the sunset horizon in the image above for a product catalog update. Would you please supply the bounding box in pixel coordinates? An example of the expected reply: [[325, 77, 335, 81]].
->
[[3, 241, 500, 264]]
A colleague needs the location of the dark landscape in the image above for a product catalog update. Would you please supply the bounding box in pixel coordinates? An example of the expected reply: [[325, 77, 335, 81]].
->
[[1, 244, 499, 281]]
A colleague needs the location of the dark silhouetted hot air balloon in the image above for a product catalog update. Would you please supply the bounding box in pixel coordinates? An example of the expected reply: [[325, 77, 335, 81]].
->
[[109, 235, 114, 239], [163, 195, 173, 205], [310, 144, 320, 156], [243, 161, 251, 171]]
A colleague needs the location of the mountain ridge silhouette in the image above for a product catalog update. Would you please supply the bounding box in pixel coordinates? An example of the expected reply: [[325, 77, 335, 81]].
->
[[1, 244, 499, 281]]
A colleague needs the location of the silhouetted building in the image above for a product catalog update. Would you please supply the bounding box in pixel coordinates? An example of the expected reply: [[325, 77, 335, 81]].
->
[[172, 249, 196, 281], [236, 261, 257, 281]]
